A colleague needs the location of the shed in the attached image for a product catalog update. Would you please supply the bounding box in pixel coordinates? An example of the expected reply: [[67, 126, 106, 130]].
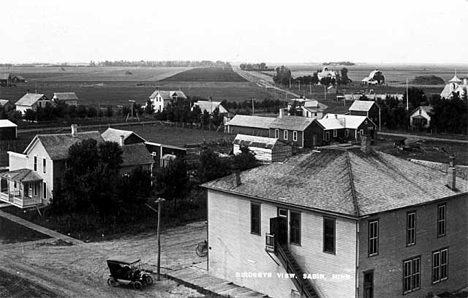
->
[[410, 106, 433, 129], [0, 119, 17, 140], [0, 74, 11, 86], [233, 134, 292, 163], [52, 92, 79, 106]]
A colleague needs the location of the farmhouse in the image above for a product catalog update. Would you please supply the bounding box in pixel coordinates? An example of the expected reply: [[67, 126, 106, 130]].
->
[[0, 73, 12, 86], [317, 67, 337, 81], [0, 125, 103, 208], [269, 113, 316, 148], [440, 75, 467, 99], [203, 145, 468, 298], [148, 90, 187, 112], [315, 113, 377, 145], [410, 106, 433, 129], [0, 99, 15, 111], [0, 119, 17, 140], [232, 134, 292, 163], [15, 92, 54, 114], [226, 115, 275, 137], [361, 68, 385, 85], [348, 100, 380, 129], [52, 92, 79, 106]]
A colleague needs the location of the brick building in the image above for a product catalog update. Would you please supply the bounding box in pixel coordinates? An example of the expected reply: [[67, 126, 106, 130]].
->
[[202, 145, 468, 298]]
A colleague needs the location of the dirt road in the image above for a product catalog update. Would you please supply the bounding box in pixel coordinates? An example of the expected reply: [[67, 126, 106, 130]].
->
[[0, 221, 209, 297]]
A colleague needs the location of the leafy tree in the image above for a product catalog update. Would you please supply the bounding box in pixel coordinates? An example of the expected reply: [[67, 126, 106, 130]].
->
[[339, 68, 352, 85], [153, 156, 190, 207], [197, 148, 231, 183], [232, 146, 258, 171], [23, 109, 37, 121], [273, 66, 292, 86], [145, 99, 154, 115]]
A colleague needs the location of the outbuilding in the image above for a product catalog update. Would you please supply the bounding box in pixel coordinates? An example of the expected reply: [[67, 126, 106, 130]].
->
[[0, 119, 17, 140], [232, 134, 292, 163]]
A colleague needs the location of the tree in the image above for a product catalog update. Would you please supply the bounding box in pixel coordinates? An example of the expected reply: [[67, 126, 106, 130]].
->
[[153, 156, 190, 207], [339, 68, 352, 85], [197, 148, 231, 184], [145, 99, 155, 115], [232, 146, 258, 171]]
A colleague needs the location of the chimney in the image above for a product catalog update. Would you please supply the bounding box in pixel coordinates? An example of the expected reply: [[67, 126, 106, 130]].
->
[[119, 135, 125, 147], [235, 170, 241, 187], [71, 124, 78, 137], [447, 155, 456, 190], [360, 135, 371, 154], [279, 108, 284, 118]]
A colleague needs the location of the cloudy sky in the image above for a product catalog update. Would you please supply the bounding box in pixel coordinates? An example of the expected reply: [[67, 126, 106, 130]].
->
[[3, 0, 468, 64]]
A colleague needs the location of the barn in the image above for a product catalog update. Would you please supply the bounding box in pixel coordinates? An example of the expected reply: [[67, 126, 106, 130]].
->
[[232, 134, 292, 163], [0, 119, 17, 140]]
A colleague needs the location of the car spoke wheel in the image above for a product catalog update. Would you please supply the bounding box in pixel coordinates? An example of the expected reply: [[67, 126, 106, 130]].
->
[[144, 275, 154, 285], [107, 277, 117, 287], [133, 281, 143, 291]]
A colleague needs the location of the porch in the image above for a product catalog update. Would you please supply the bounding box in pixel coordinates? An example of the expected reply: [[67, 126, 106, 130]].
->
[[0, 169, 43, 209]]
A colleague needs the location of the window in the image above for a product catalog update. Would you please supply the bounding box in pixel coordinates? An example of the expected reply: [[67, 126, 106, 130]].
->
[[34, 156, 37, 171], [293, 131, 298, 142], [325, 132, 330, 141], [363, 271, 374, 298], [406, 211, 416, 246], [284, 130, 288, 140], [43, 158, 46, 174], [437, 204, 446, 237], [368, 220, 379, 256], [290, 211, 301, 245], [345, 129, 349, 137], [323, 217, 335, 254], [333, 129, 337, 137], [33, 183, 38, 196], [403, 256, 421, 294], [275, 129, 279, 139], [250, 203, 261, 235], [43, 182, 47, 199], [432, 248, 448, 283], [278, 208, 288, 218], [360, 129, 364, 135]]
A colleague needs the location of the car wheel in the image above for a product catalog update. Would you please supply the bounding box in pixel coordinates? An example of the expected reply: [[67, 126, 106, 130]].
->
[[107, 277, 117, 287], [133, 281, 143, 291], [144, 275, 154, 285]]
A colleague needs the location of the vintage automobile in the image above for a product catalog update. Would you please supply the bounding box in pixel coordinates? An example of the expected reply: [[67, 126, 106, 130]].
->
[[106, 256, 154, 290]]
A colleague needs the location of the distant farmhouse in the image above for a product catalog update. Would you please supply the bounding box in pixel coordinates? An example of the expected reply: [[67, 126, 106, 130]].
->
[[0, 73, 12, 86], [15, 92, 54, 114], [440, 74, 467, 99], [362, 68, 385, 85], [52, 92, 79, 106], [148, 90, 187, 112], [410, 105, 433, 129], [203, 145, 468, 298], [11, 75, 26, 83], [317, 66, 337, 81]]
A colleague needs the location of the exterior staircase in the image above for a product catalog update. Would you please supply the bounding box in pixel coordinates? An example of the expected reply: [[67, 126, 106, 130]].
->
[[275, 242, 319, 298]]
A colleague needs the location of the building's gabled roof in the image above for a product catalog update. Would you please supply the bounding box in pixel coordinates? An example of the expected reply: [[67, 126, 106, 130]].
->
[[318, 114, 371, 130], [149, 90, 187, 100], [24, 131, 104, 161], [15, 93, 47, 107], [270, 116, 314, 131], [203, 149, 468, 218], [0, 119, 17, 128], [13, 75, 25, 80], [53, 92, 78, 101], [233, 134, 284, 149], [349, 100, 377, 112], [194, 101, 228, 114], [303, 100, 328, 111], [227, 115, 275, 129], [101, 128, 146, 144], [0, 73, 11, 80], [449, 75, 462, 83], [410, 105, 433, 117], [0, 99, 13, 107], [0, 168, 42, 183], [121, 143, 154, 167]]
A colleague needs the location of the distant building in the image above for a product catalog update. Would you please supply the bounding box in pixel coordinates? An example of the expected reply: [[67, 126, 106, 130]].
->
[[362, 68, 385, 85], [226, 115, 275, 137], [101, 128, 147, 145], [52, 92, 79, 106], [0, 119, 17, 140], [410, 106, 433, 129], [193, 101, 228, 115], [317, 67, 337, 81], [0, 99, 15, 111], [11, 75, 26, 83], [232, 134, 292, 163], [145, 142, 186, 169], [0, 73, 11, 86], [15, 93, 54, 114], [440, 74, 467, 99], [148, 90, 187, 112], [287, 98, 327, 119]]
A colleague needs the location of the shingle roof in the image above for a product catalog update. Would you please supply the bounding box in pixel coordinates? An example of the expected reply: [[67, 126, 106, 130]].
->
[[149, 90, 187, 100], [25, 131, 104, 160], [15, 93, 47, 107], [227, 115, 275, 129], [53, 92, 78, 101], [121, 143, 154, 167], [318, 114, 370, 130], [0, 119, 17, 128], [349, 100, 376, 112], [0, 169, 42, 182], [194, 101, 228, 114], [101, 128, 146, 144], [203, 149, 468, 217], [233, 134, 282, 149], [270, 116, 314, 131]]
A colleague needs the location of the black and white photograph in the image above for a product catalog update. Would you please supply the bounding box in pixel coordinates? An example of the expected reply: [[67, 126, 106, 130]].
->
[[0, 0, 467, 297]]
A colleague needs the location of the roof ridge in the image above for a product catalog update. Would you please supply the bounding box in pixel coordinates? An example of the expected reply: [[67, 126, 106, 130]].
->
[[345, 150, 360, 216]]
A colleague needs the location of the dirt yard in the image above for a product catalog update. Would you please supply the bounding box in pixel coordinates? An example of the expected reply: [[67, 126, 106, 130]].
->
[[0, 219, 210, 297]]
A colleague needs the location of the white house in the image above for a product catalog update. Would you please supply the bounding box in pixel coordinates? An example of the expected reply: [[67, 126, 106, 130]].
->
[[317, 67, 337, 81], [148, 90, 187, 112], [440, 75, 467, 99], [193, 101, 228, 115], [15, 92, 54, 114], [409, 106, 433, 129], [361, 69, 385, 85]]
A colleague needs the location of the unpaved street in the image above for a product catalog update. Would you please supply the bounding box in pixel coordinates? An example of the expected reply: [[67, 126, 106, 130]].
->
[[0, 221, 209, 297]]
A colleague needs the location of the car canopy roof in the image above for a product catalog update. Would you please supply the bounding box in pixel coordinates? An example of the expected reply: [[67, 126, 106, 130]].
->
[[107, 256, 141, 265]]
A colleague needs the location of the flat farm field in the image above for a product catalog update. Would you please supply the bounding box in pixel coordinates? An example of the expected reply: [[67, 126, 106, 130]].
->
[[160, 67, 247, 82]]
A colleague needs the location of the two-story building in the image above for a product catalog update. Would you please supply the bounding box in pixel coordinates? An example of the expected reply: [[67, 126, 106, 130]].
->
[[148, 90, 187, 112], [348, 100, 380, 129], [202, 144, 468, 298]]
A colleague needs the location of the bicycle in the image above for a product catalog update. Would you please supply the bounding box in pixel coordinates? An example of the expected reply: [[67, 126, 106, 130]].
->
[[196, 240, 208, 257]]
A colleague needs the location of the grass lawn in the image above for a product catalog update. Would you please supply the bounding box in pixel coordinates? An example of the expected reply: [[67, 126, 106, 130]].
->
[[0, 216, 51, 244]]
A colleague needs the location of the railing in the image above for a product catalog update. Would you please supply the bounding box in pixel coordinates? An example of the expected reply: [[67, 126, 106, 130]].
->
[[0, 192, 41, 208], [275, 241, 318, 298]]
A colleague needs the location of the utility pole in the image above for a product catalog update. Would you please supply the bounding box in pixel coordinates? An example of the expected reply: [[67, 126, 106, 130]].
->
[[252, 97, 255, 115], [309, 81, 312, 96], [155, 197, 165, 281], [406, 78, 409, 111]]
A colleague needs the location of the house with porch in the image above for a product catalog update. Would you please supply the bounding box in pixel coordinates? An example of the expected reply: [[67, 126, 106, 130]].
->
[[410, 106, 433, 129], [15, 92, 54, 114], [0, 125, 103, 208], [203, 144, 468, 298], [148, 90, 187, 112]]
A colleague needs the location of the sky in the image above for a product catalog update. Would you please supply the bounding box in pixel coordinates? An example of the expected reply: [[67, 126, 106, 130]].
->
[[2, 0, 468, 64]]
